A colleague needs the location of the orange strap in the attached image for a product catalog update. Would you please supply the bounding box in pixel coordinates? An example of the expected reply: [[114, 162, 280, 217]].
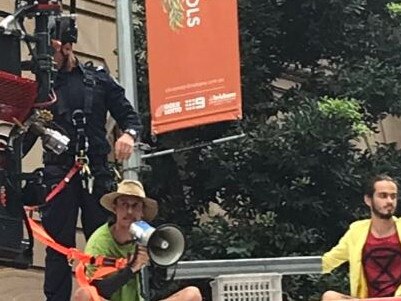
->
[[75, 262, 103, 301], [27, 217, 91, 263], [93, 256, 127, 271], [27, 217, 128, 268], [75, 256, 129, 301], [23, 162, 129, 301], [45, 161, 82, 202], [24, 161, 83, 212], [27, 217, 129, 301]]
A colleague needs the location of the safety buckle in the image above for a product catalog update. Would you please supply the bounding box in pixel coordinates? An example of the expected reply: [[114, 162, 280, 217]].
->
[[68, 258, 75, 267], [72, 109, 86, 127], [75, 152, 89, 166], [67, 249, 77, 267], [83, 76, 96, 87]]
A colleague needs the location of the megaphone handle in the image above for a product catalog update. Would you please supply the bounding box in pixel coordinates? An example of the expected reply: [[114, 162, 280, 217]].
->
[[128, 247, 150, 300], [127, 246, 139, 267], [140, 266, 151, 301]]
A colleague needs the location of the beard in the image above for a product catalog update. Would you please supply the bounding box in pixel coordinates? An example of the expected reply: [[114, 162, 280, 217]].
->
[[371, 202, 395, 220], [54, 48, 76, 71], [59, 54, 76, 72]]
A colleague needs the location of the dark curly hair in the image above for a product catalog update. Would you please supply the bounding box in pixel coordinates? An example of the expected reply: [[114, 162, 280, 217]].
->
[[364, 174, 398, 198]]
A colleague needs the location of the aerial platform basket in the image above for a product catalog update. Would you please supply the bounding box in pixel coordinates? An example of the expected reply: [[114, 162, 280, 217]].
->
[[0, 70, 37, 124]]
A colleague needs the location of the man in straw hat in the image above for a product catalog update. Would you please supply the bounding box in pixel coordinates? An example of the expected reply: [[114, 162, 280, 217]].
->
[[74, 179, 202, 301]]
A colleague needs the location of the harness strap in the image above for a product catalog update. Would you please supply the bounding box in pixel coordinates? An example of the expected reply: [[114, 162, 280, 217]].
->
[[92, 256, 127, 270], [72, 109, 89, 154], [82, 64, 96, 115], [27, 217, 76, 258], [75, 261, 128, 301], [27, 216, 128, 268], [75, 263, 103, 301], [71, 108, 95, 195], [45, 160, 82, 202], [27, 216, 129, 301]]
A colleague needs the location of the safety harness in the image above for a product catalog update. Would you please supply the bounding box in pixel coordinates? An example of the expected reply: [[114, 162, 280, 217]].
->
[[24, 63, 121, 300], [45, 62, 99, 198], [23, 108, 93, 211], [21, 62, 131, 300], [71, 108, 94, 194], [26, 215, 128, 301], [46, 160, 82, 202]]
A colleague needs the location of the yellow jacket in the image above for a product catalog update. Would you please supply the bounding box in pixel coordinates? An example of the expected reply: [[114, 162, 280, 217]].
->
[[322, 217, 401, 298]]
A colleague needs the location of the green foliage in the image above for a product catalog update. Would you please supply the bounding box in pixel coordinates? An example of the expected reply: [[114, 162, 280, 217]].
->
[[318, 96, 370, 135], [189, 97, 364, 249], [325, 57, 401, 121], [387, 2, 401, 15], [283, 269, 350, 301], [186, 213, 275, 259], [359, 142, 401, 183], [130, 0, 401, 299]]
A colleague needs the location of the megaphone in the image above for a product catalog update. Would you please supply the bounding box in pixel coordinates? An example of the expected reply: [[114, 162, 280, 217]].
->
[[129, 221, 185, 267]]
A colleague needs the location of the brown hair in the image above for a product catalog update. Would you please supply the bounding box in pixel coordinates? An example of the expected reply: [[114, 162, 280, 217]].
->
[[364, 174, 398, 198]]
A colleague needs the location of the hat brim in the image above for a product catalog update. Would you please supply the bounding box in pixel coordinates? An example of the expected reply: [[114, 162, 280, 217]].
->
[[100, 192, 158, 221]]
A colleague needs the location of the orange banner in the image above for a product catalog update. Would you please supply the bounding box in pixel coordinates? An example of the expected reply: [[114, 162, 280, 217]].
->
[[145, 0, 242, 134]]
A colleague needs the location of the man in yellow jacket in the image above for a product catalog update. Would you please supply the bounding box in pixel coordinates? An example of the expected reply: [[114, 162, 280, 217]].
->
[[322, 175, 401, 300]]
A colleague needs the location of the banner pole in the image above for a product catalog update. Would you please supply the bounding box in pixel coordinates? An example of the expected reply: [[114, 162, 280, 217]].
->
[[116, 3, 149, 298], [116, 0, 141, 180], [141, 133, 246, 160]]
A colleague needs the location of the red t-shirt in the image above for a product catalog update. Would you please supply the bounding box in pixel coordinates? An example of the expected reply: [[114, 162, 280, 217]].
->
[[362, 231, 401, 297]]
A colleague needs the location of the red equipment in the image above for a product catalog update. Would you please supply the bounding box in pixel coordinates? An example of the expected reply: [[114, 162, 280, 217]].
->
[[0, 0, 73, 269], [0, 71, 37, 123]]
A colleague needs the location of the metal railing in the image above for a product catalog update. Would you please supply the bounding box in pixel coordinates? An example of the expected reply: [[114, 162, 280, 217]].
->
[[167, 256, 322, 279]]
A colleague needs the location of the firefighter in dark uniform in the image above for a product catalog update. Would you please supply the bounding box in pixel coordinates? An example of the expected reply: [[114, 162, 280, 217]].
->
[[41, 23, 142, 301]]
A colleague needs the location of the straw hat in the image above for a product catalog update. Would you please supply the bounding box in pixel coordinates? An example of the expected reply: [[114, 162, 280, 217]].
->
[[100, 180, 158, 221]]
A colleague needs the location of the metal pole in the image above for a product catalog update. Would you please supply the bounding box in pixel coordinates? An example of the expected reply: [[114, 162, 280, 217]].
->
[[141, 133, 246, 159], [116, 0, 141, 180], [116, 3, 149, 299]]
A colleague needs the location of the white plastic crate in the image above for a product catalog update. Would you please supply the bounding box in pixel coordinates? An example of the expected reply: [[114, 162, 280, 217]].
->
[[210, 273, 283, 301]]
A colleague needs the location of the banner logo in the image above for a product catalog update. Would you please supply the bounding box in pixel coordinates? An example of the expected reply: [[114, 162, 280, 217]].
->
[[162, 0, 184, 30], [162, 0, 201, 30]]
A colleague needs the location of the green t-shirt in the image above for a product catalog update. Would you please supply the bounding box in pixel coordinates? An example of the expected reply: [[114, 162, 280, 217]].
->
[[85, 223, 141, 301]]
